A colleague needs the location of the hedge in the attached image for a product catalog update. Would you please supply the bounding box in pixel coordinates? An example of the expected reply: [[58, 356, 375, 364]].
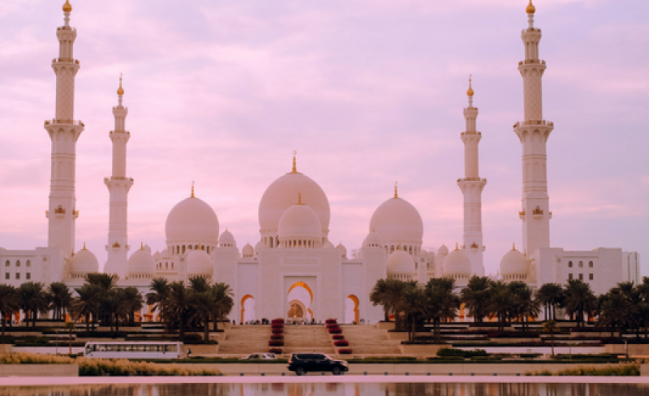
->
[[332, 335, 344, 340], [268, 341, 284, 347], [328, 328, 342, 334], [437, 348, 488, 358], [270, 335, 284, 340], [333, 340, 349, 347], [338, 349, 352, 354], [271, 328, 284, 334]]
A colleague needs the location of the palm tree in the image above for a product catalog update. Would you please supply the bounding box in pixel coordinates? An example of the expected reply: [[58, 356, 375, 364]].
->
[[71, 284, 99, 333], [191, 290, 218, 342], [597, 291, 638, 338], [612, 282, 643, 339], [399, 283, 426, 343], [424, 278, 460, 343], [511, 285, 540, 331], [486, 281, 513, 331], [122, 287, 143, 325], [564, 279, 597, 327], [460, 276, 491, 323], [164, 281, 192, 341], [189, 275, 211, 294], [47, 282, 72, 320], [101, 289, 131, 333], [370, 279, 390, 322], [210, 282, 234, 331], [0, 284, 19, 336], [534, 283, 565, 320], [18, 282, 49, 327], [85, 272, 119, 292], [543, 320, 559, 356], [146, 277, 171, 322]]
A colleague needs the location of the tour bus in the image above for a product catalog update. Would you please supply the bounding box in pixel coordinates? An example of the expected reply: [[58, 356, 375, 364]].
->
[[83, 341, 183, 359]]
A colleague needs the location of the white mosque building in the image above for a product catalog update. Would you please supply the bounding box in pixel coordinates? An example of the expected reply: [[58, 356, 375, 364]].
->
[[0, 1, 641, 324]]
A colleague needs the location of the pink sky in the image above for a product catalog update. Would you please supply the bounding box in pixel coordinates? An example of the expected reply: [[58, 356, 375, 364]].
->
[[0, 0, 647, 277]]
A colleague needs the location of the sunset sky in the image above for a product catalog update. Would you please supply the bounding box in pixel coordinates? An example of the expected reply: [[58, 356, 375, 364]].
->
[[0, 0, 647, 276]]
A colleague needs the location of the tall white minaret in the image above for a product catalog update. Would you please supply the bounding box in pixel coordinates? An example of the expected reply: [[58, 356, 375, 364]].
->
[[457, 77, 486, 276], [515, 0, 554, 256], [104, 76, 134, 278], [44, 1, 84, 258]]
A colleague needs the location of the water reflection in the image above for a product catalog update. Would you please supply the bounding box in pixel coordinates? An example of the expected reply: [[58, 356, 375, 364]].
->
[[2, 383, 649, 396]]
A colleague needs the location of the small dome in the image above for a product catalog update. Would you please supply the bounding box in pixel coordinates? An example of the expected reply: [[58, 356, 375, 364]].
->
[[153, 251, 161, 260], [63, 0, 72, 13], [387, 248, 415, 276], [278, 199, 322, 240], [438, 244, 449, 256], [442, 247, 472, 277], [219, 229, 236, 248], [161, 248, 169, 257], [187, 250, 213, 276], [500, 246, 528, 277], [323, 241, 334, 249], [369, 194, 423, 247], [165, 194, 219, 246], [242, 243, 254, 258], [255, 240, 265, 251], [363, 230, 383, 248], [336, 243, 347, 258], [128, 246, 156, 275], [71, 246, 98, 274]]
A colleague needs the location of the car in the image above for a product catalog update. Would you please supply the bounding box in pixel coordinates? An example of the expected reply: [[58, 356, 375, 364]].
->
[[288, 353, 349, 376], [239, 353, 277, 360]]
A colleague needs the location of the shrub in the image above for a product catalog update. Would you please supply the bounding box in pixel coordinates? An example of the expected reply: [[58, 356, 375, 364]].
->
[[271, 318, 285, 324], [332, 335, 344, 340], [427, 355, 465, 361], [333, 340, 349, 347], [0, 336, 16, 344], [0, 352, 74, 364], [325, 319, 337, 324], [520, 353, 543, 359], [326, 323, 339, 329], [78, 358, 220, 376], [338, 349, 352, 354], [271, 323, 284, 329], [528, 364, 640, 377], [272, 328, 284, 334], [269, 348, 283, 354], [328, 328, 342, 334], [268, 341, 284, 347], [437, 348, 487, 358], [270, 335, 284, 340]]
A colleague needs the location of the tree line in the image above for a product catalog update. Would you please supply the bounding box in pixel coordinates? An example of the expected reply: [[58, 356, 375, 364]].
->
[[370, 276, 649, 343], [0, 273, 234, 342]]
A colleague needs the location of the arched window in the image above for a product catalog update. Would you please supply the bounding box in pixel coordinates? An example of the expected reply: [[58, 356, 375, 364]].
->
[[578, 261, 583, 268], [589, 261, 593, 268], [16, 260, 20, 267], [26, 260, 31, 268], [568, 261, 573, 268], [5, 260, 9, 267]]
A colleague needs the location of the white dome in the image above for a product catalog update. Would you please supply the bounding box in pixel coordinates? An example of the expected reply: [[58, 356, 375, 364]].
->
[[153, 251, 161, 260], [259, 167, 330, 236], [387, 248, 415, 275], [161, 248, 168, 257], [363, 230, 383, 248], [443, 247, 472, 276], [128, 247, 156, 274], [219, 229, 236, 248], [71, 246, 99, 274], [438, 244, 449, 256], [336, 243, 347, 258], [323, 241, 334, 249], [278, 202, 322, 240], [187, 250, 213, 276], [369, 196, 423, 246], [165, 195, 219, 245], [242, 243, 254, 258], [500, 247, 528, 276]]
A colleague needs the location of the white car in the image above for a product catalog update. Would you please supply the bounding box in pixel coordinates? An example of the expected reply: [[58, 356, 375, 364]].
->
[[239, 353, 277, 360]]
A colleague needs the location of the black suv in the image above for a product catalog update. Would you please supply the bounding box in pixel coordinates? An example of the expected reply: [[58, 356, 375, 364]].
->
[[288, 353, 349, 375]]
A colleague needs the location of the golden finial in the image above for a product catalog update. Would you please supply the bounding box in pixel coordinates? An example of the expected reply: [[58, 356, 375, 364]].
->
[[63, 0, 72, 13], [526, 0, 536, 14], [455, 242, 459, 250], [117, 73, 124, 96], [394, 181, 398, 198], [297, 193, 303, 205], [291, 150, 297, 173], [191, 181, 195, 198], [82, 242, 86, 250], [512, 243, 516, 250], [141, 242, 144, 250], [467, 74, 474, 97]]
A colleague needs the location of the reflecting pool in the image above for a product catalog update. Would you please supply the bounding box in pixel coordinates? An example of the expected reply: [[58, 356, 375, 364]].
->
[[2, 383, 649, 396]]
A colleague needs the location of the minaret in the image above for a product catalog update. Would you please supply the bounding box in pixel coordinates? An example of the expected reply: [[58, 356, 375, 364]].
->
[[103, 75, 134, 278], [515, 0, 554, 256], [457, 77, 486, 277], [44, 1, 84, 258]]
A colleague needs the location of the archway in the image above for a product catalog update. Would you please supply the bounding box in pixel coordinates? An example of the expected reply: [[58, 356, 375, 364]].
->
[[241, 294, 255, 324], [287, 282, 313, 322], [345, 295, 360, 324]]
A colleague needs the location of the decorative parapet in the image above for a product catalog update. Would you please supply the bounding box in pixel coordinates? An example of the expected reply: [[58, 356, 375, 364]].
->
[[513, 120, 554, 128], [518, 59, 546, 66], [54, 205, 66, 214]]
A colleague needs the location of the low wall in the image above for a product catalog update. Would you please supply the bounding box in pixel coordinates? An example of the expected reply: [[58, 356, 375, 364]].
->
[[605, 344, 649, 356], [182, 344, 219, 356], [399, 344, 449, 356], [376, 322, 395, 330], [0, 364, 78, 377], [0, 344, 12, 354]]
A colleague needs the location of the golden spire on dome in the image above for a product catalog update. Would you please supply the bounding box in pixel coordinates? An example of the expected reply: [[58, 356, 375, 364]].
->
[[455, 242, 459, 250], [117, 73, 124, 96], [63, 0, 72, 13], [512, 242, 516, 250], [394, 181, 398, 198], [82, 242, 86, 250], [191, 181, 195, 198], [526, 0, 536, 14], [141, 242, 144, 250], [291, 150, 298, 173], [467, 75, 474, 97]]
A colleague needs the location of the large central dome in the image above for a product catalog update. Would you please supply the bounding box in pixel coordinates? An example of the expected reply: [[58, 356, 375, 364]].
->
[[369, 188, 424, 249], [258, 158, 330, 237], [165, 190, 219, 246]]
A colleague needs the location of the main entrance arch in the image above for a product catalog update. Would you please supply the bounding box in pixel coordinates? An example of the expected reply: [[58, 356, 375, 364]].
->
[[345, 295, 360, 324], [241, 294, 256, 324], [287, 281, 314, 322]]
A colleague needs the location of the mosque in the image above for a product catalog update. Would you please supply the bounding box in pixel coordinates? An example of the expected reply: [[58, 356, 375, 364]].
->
[[0, 1, 641, 324]]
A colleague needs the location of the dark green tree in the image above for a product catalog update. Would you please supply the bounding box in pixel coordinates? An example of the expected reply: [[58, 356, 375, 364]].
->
[[17, 282, 49, 327], [460, 276, 491, 323], [534, 283, 565, 321], [424, 278, 460, 343], [0, 284, 19, 336], [564, 279, 597, 327], [47, 282, 72, 320]]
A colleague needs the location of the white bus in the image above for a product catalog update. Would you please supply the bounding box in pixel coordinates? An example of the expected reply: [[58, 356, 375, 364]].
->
[[83, 341, 183, 359]]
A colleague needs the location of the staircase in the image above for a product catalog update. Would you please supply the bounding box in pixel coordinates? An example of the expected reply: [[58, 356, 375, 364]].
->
[[283, 326, 335, 355], [341, 325, 402, 355], [217, 325, 272, 355]]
